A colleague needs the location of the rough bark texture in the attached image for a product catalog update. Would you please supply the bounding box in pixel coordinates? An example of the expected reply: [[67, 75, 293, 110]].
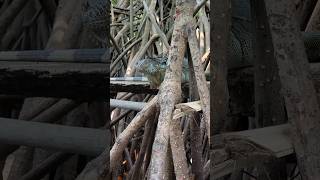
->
[[187, 17, 210, 138], [188, 55, 204, 180], [264, 0, 320, 179], [110, 96, 158, 171], [127, 112, 158, 180], [146, 1, 190, 178], [169, 117, 191, 179]]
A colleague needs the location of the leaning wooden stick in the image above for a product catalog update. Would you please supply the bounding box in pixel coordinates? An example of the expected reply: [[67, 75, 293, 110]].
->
[[110, 95, 158, 171], [187, 18, 210, 138]]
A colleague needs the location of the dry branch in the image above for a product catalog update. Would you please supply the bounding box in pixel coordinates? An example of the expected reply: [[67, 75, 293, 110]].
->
[[110, 95, 158, 171], [187, 21, 210, 139]]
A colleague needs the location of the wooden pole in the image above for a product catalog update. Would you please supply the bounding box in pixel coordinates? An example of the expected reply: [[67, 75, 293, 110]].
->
[[0, 117, 108, 156], [110, 99, 146, 111], [251, 0, 286, 127], [210, 0, 231, 135]]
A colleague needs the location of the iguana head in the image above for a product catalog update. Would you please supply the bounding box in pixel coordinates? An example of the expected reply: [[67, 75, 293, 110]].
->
[[135, 57, 168, 88]]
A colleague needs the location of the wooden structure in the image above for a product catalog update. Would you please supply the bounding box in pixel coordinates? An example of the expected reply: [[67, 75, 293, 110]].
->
[[110, 79, 157, 94], [210, 0, 320, 179], [211, 124, 292, 179], [0, 48, 110, 159], [0, 49, 109, 100], [0, 48, 110, 63]]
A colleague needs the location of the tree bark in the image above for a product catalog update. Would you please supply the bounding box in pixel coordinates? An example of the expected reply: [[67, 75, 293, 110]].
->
[[187, 15, 210, 138], [264, 0, 320, 179], [146, 0, 190, 178], [110, 96, 158, 171]]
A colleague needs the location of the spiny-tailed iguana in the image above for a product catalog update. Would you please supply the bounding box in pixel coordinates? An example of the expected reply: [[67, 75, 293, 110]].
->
[[111, 56, 210, 89]]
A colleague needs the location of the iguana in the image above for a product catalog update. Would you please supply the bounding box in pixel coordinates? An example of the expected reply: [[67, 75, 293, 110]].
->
[[110, 55, 212, 89], [110, 56, 191, 88], [134, 57, 168, 88]]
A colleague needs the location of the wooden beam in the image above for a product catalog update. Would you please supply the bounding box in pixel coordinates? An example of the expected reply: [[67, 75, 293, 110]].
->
[[0, 117, 108, 156], [211, 158, 274, 179], [0, 48, 110, 63], [219, 124, 292, 158], [0, 61, 108, 100], [110, 79, 158, 94], [211, 124, 292, 179]]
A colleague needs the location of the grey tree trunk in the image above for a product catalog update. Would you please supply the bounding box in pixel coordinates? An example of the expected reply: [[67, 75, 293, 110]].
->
[[264, 0, 320, 179]]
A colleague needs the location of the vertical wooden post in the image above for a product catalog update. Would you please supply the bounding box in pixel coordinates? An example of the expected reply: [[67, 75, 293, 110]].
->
[[210, 0, 232, 136], [264, 0, 320, 179], [210, 1, 231, 179], [250, 0, 288, 179], [251, 0, 286, 127]]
